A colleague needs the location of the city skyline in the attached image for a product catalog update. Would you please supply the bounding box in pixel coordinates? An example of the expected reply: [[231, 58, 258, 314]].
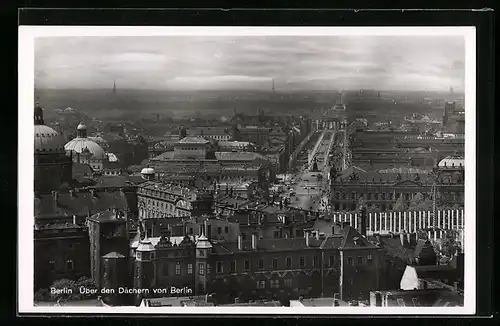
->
[[35, 35, 465, 92]]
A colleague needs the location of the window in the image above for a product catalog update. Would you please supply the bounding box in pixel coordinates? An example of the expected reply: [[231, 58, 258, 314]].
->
[[272, 258, 278, 269], [329, 255, 335, 266], [284, 279, 293, 288], [244, 260, 250, 271], [66, 260, 74, 271], [286, 257, 292, 268], [313, 256, 318, 267], [207, 263, 211, 275], [216, 261, 223, 273], [187, 263, 193, 275], [412, 298, 420, 307], [256, 280, 266, 289], [217, 227, 222, 234], [49, 260, 55, 271], [273, 231, 280, 238], [299, 256, 305, 267], [175, 262, 181, 275], [271, 280, 280, 288], [347, 256, 353, 266], [198, 250, 205, 257], [367, 254, 373, 261], [397, 298, 406, 307], [258, 259, 264, 269], [357, 256, 364, 265], [230, 260, 236, 272], [198, 263, 205, 275]]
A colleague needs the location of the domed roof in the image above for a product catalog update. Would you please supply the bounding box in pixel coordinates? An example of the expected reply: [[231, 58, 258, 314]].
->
[[196, 234, 213, 249], [34, 124, 65, 153], [77, 123, 87, 130], [64, 137, 106, 159], [438, 156, 464, 168], [141, 167, 155, 175]]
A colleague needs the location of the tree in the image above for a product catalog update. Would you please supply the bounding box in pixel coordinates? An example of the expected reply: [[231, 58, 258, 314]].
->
[[440, 229, 461, 258], [417, 229, 428, 240], [393, 196, 407, 212], [408, 192, 433, 211]]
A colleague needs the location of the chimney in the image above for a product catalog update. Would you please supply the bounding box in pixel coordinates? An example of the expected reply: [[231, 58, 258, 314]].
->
[[238, 234, 243, 250], [204, 220, 208, 237], [251, 233, 258, 250], [72, 215, 77, 225], [305, 231, 310, 247]]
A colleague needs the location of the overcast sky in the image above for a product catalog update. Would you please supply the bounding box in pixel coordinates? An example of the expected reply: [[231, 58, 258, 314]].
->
[[35, 35, 465, 91]]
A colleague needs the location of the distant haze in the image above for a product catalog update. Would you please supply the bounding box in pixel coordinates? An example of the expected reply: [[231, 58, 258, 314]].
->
[[35, 35, 465, 92]]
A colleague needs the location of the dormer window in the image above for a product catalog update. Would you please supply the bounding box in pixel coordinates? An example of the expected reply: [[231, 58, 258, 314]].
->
[[136, 252, 142, 260]]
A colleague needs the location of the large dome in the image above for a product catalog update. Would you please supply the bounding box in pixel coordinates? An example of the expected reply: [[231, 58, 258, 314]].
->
[[34, 101, 65, 154], [65, 137, 106, 159], [438, 156, 464, 168], [34, 125, 65, 153]]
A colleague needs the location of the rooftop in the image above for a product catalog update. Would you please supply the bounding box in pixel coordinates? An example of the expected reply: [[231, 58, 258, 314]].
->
[[34, 190, 130, 218], [177, 136, 210, 144]]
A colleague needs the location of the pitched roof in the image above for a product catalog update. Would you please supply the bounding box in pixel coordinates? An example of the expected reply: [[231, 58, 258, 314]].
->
[[34, 190, 130, 218]]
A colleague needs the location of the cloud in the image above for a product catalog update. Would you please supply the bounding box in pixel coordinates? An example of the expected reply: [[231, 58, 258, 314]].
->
[[34, 35, 465, 91]]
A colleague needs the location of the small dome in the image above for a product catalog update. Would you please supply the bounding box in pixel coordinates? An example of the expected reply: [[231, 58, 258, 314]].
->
[[438, 156, 464, 168], [136, 238, 155, 252], [34, 125, 65, 153], [196, 234, 213, 249], [141, 167, 155, 175], [77, 123, 87, 130]]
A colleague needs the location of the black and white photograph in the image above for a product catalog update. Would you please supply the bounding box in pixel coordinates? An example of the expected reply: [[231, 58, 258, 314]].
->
[[19, 26, 476, 314]]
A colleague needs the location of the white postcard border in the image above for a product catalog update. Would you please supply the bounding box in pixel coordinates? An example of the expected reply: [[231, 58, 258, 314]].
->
[[18, 25, 477, 315]]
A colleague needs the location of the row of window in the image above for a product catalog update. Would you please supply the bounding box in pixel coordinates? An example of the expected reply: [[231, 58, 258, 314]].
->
[[48, 260, 74, 272], [145, 198, 190, 209], [152, 253, 372, 277], [179, 147, 205, 151]]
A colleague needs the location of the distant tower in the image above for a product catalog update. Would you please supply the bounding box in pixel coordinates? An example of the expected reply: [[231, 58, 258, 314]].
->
[[377, 92, 380, 99], [272, 78, 275, 93], [113, 80, 117, 95], [450, 86, 454, 94]]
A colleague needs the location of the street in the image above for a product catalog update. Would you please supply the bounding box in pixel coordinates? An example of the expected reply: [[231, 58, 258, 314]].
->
[[285, 127, 337, 213]]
